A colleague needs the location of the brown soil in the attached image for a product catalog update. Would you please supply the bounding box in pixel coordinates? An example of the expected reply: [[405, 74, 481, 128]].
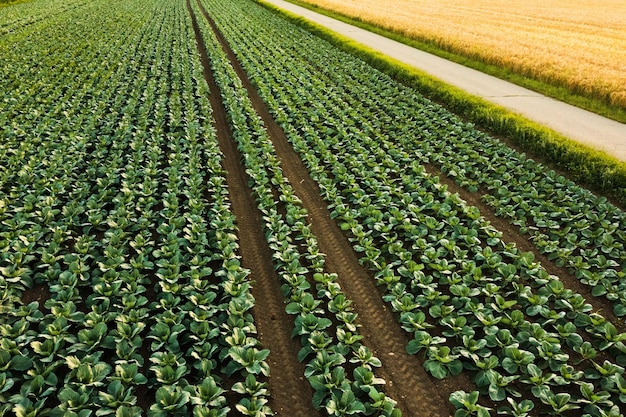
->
[[188, 1, 321, 415], [21, 282, 51, 306]]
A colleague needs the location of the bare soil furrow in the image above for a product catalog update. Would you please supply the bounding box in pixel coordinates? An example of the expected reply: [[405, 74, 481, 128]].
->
[[187, 2, 321, 415], [197, 5, 465, 416]]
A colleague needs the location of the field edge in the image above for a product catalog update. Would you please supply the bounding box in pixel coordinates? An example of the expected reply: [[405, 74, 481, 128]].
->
[[280, 0, 626, 125], [256, 0, 626, 208]]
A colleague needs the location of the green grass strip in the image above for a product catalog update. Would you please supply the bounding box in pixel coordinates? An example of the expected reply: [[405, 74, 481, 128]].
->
[[256, 0, 626, 208]]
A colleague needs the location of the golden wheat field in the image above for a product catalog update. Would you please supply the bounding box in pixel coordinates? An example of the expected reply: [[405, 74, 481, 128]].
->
[[298, 0, 626, 108]]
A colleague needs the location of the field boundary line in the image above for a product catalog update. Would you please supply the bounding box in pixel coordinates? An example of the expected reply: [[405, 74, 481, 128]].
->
[[256, 0, 626, 206]]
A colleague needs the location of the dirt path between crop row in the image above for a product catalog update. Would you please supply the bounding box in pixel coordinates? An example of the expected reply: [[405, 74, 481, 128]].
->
[[195, 3, 472, 416], [187, 2, 321, 416]]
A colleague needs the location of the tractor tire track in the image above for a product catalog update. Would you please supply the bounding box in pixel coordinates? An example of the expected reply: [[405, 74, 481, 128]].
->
[[187, 2, 321, 416], [195, 2, 465, 415]]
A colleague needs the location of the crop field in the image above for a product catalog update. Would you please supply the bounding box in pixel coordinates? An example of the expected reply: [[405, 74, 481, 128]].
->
[[295, 0, 626, 109], [1, 0, 625, 416]]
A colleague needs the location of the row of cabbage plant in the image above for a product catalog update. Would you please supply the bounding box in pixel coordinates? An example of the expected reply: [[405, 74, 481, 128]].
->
[[1, 0, 270, 415], [195, 0, 626, 416], [190, 0, 401, 415]]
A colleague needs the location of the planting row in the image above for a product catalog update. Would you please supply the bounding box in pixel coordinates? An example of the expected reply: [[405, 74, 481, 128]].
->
[[1, 0, 269, 415], [199, 0, 626, 415], [189, 0, 401, 415]]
